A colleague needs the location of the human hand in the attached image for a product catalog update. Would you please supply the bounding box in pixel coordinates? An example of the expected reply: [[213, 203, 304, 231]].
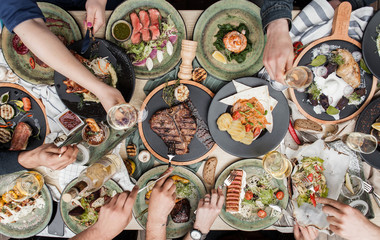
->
[[85, 0, 107, 33], [90, 187, 139, 240], [294, 222, 318, 240], [317, 197, 380, 240], [18, 143, 78, 170], [147, 167, 176, 225], [93, 83, 126, 113], [193, 187, 224, 234], [263, 18, 294, 84]]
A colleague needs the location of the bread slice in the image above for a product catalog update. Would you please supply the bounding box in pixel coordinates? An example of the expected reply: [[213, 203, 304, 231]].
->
[[294, 119, 322, 133], [203, 157, 217, 186]]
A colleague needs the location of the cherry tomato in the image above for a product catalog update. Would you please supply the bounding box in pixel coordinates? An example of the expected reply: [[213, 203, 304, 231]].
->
[[245, 124, 252, 132], [29, 57, 35, 69], [245, 191, 253, 200], [310, 193, 317, 207], [257, 210, 267, 218], [307, 173, 313, 182], [276, 191, 284, 200], [253, 127, 261, 137], [232, 111, 241, 120]]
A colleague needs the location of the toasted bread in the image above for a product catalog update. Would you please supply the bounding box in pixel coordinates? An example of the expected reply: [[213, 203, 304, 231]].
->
[[192, 68, 207, 82], [0, 128, 11, 143], [294, 119, 322, 133], [203, 157, 217, 185], [0, 104, 14, 120]]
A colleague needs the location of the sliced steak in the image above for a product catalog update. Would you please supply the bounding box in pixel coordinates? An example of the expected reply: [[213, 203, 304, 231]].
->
[[170, 198, 190, 223], [150, 103, 197, 155], [10, 122, 32, 151]]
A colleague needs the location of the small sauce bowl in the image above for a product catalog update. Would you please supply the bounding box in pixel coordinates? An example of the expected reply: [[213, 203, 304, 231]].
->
[[112, 20, 132, 42]]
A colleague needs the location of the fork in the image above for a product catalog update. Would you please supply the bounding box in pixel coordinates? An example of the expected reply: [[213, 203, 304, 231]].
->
[[167, 141, 176, 168], [362, 181, 380, 208], [222, 171, 237, 187], [301, 177, 316, 193]]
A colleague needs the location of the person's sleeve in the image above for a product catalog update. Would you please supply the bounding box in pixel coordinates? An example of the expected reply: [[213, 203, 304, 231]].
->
[[0, 0, 44, 33], [260, 0, 294, 32], [0, 151, 26, 175], [344, 0, 376, 10]]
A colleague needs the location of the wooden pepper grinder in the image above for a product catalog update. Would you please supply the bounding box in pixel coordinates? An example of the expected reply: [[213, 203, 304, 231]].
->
[[178, 40, 198, 80]]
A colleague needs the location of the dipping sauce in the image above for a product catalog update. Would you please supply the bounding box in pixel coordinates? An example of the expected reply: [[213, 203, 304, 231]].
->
[[82, 123, 109, 146], [112, 20, 131, 41], [59, 110, 82, 131]]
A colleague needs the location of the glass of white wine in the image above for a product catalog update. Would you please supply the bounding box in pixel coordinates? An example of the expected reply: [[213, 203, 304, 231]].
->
[[107, 101, 148, 130], [262, 151, 292, 179], [284, 66, 313, 91], [7, 171, 44, 202], [342, 132, 378, 154]]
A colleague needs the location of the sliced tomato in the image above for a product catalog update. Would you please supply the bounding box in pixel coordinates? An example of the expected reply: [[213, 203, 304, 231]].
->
[[245, 124, 252, 132], [257, 210, 267, 218], [307, 173, 313, 182], [245, 191, 253, 200], [314, 185, 320, 192], [232, 111, 241, 120], [29, 57, 35, 69], [310, 193, 317, 207], [275, 191, 284, 200], [253, 127, 261, 137]]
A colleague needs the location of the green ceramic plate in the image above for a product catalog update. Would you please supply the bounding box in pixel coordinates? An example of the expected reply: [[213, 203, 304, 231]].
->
[[1, 2, 82, 85], [215, 159, 289, 231], [60, 178, 123, 234], [0, 171, 53, 239], [133, 166, 206, 238], [193, 0, 264, 81], [105, 0, 186, 79]]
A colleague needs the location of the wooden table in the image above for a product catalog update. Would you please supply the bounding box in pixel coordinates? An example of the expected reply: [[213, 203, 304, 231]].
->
[[68, 10, 380, 231]]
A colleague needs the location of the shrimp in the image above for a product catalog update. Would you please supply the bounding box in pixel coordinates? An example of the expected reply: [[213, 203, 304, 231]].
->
[[223, 31, 247, 53]]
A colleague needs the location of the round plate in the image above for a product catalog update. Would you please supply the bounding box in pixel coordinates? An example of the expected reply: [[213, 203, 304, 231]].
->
[[105, 0, 186, 79], [138, 80, 216, 165], [0, 83, 47, 151], [193, 0, 264, 81], [362, 10, 380, 80], [60, 178, 123, 234], [355, 97, 380, 169], [290, 40, 376, 124], [133, 165, 206, 238], [215, 159, 288, 231], [208, 77, 289, 158], [1, 2, 82, 85], [0, 171, 53, 239], [54, 38, 135, 121]]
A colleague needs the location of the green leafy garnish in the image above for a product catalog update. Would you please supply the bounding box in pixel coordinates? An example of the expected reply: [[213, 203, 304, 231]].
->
[[0, 92, 9, 104], [310, 55, 327, 67], [246, 102, 254, 109], [360, 59, 371, 74], [162, 79, 180, 107], [348, 92, 360, 103], [331, 54, 344, 65], [264, 110, 268, 115], [307, 83, 321, 100], [326, 106, 339, 115]]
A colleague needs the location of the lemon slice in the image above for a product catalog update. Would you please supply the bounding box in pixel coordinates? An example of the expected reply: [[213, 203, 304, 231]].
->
[[212, 51, 227, 64], [345, 173, 355, 194], [372, 122, 380, 131]]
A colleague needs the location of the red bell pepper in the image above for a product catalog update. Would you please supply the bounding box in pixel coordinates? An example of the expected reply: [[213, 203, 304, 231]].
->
[[288, 120, 301, 145]]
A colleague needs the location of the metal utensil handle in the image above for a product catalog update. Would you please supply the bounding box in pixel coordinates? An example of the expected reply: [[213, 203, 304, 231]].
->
[[372, 192, 380, 208], [138, 172, 171, 193]]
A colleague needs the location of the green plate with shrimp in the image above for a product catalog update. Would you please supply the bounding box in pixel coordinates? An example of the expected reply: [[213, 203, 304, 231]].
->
[[1, 2, 82, 85], [215, 159, 289, 231], [193, 0, 265, 81]]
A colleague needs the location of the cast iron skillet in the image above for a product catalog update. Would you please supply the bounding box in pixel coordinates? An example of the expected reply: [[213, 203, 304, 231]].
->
[[54, 38, 135, 121], [0, 83, 47, 151], [355, 97, 380, 169], [208, 77, 289, 158], [289, 2, 376, 124], [362, 10, 380, 81]]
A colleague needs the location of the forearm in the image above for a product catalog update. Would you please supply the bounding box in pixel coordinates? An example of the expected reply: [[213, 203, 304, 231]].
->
[[260, 0, 293, 31], [13, 19, 109, 96], [146, 218, 166, 240], [70, 225, 107, 240]]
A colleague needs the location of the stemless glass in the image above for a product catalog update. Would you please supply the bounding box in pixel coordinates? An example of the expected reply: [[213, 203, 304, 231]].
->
[[107, 102, 148, 130], [342, 132, 378, 154], [262, 151, 292, 179], [341, 175, 364, 199], [284, 66, 313, 91], [7, 171, 44, 202]]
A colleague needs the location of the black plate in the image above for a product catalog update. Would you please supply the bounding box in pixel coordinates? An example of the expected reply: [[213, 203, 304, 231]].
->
[[0, 84, 47, 151], [140, 81, 214, 164], [363, 10, 380, 80], [54, 38, 135, 121], [208, 77, 289, 158], [293, 40, 374, 121], [355, 97, 380, 169]]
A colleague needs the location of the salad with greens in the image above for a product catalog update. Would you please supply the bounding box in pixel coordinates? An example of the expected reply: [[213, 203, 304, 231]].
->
[[240, 175, 284, 219], [292, 157, 329, 207], [125, 15, 178, 70]]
